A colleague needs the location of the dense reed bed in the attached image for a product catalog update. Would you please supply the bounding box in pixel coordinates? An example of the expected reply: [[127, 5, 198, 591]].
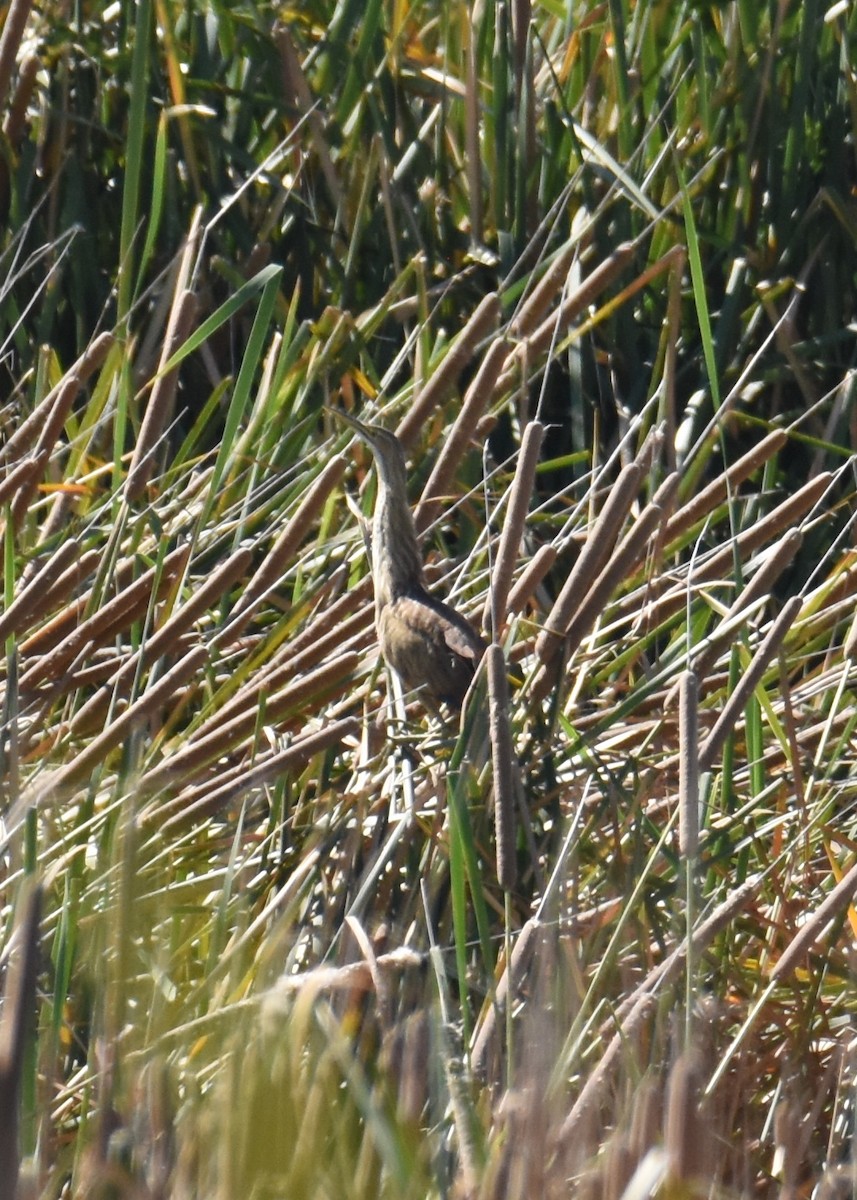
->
[[1, 1, 856, 1195]]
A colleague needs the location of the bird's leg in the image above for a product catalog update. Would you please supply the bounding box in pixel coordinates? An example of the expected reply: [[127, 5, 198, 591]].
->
[[381, 667, 424, 817]]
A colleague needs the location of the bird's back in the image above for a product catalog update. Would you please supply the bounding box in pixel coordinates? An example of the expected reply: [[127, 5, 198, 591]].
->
[[378, 588, 486, 709]]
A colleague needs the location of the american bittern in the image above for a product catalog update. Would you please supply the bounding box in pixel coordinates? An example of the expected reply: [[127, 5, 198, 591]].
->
[[335, 411, 486, 710]]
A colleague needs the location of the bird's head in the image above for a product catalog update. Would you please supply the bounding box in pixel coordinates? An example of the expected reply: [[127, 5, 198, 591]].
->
[[330, 409, 408, 494]]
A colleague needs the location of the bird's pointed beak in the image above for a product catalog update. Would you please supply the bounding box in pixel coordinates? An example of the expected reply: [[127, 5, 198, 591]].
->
[[327, 406, 382, 452], [328, 406, 365, 434]]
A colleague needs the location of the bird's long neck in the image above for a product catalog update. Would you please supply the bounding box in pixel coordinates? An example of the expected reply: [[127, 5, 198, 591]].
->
[[372, 472, 424, 606]]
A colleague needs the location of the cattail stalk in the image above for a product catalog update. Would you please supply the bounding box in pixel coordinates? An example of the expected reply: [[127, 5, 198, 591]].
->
[[564, 875, 759, 1136], [232, 456, 346, 619], [395, 293, 501, 448], [499, 242, 635, 390], [663, 429, 789, 544], [126, 289, 200, 500], [69, 546, 253, 734], [414, 336, 508, 533], [14, 552, 103, 652], [3, 51, 38, 143], [0, 333, 114, 468], [535, 461, 643, 665], [698, 595, 802, 771], [0, 538, 87, 644], [666, 528, 802, 708], [0, 0, 33, 110], [19, 545, 191, 691], [621, 473, 830, 638], [679, 668, 699, 1051], [665, 1054, 703, 1185], [274, 23, 343, 218], [269, 573, 371, 656], [678, 670, 699, 860], [771, 856, 857, 981], [554, 489, 671, 659], [483, 420, 544, 632], [0, 880, 41, 1200], [11, 376, 82, 525], [0, 457, 38, 507], [470, 917, 537, 1074], [511, 240, 580, 339], [661, 247, 685, 471], [209, 605, 372, 734], [49, 644, 210, 792], [487, 644, 516, 891], [505, 543, 557, 616], [139, 650, 360, 794], [153, 717, 361, 831]]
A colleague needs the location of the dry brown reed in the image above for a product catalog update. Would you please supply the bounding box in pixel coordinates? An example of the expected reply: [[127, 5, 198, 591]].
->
[[698, 594, 803, 771], [510, 238, 579, 338], [126, 288, 200, 501], [154, 716, 361, 831], [663, 428, 789, 544], [274, 23, 343, 218], [138, 649, 360, 794], [414, 335, 509, 533], [632, 472, 831, 636], [499, 242, 636, 391], [678, 670, 699, 860], [505, 542, 557, 617], [2, 51, 38, 142], [772, 1096, 802, 1196], [0, 0, 34, 111], [535, 460, 644, 666], [209, 610, 372, 736], [628, 1075, 662, 1171], [0, 882, 41, 1200], [770, 856, 857, 982], [471, 918, 538, 1075], [69, 546, 254, 734], [10, 375, 82, 525], [565, 874, 760, 1135], [597, 245, 687, 327], [0, 456, 39, 507], [666, 528, 803, 707], [49, 643, 210, 792], [547, 478, 676, 667], [0, 332, 114, 468], [664, 1053, 705, 1184], [16, 546, 102, 630], [487, 643, 516, 892], [395, 292, 501, 447], [265, 573, 371, 661], [19, 544, 192, 691], [483, 419, 544, 632], [0, 537, 87, 643], [233, 455, 347, 619], [206, 579, 373, 739]]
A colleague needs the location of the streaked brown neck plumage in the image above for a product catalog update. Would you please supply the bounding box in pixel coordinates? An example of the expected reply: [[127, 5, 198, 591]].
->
[[369, 436, 424, 606]]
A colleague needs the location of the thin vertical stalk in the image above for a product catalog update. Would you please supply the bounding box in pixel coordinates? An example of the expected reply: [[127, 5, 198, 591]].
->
[[117, 0, 153, 327], [678, 669, 698, 1050]]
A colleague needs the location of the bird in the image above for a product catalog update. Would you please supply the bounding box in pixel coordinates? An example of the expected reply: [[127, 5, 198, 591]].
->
[[333, 410, 487, 711]]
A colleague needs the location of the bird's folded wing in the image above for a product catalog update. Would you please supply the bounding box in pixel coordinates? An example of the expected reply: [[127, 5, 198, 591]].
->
[[394, 593, 485, 661]]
